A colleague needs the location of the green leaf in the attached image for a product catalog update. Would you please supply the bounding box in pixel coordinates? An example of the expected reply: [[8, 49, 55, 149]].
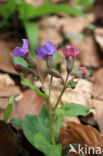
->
[[23, 22, 38, 57], [32, 4, 85, 18], [22, 106, 50, 144], [55, 103, 91, 117], [53, 53, 61, 64], [53, 116, 64, 142], [13, 57, 29, 67], [21, 78, 49, 99], [3, 95, 15, 122], [18, 2, 36, 20], [0, 0, 16, 19], [77, 0, 96, 11], [10, 118, 22, 128], [33, 133, 62, 156], [18, 2, 84, 20]]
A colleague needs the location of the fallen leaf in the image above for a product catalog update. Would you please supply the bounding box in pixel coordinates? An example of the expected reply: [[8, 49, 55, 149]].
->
[[92, 68, 103, 98], [0, 120, 17, 156], [60, 122, 103, 155], [15, 89, 45, 119], [92, 0, 103, 18], [43, 76, 93, 108], [0, 39, 17, 74], [0, 74, 21, 120], [94, 27, 103, 52], [39, 27, 63, 46], [72, 35, 102, 67], [92, 99, 103, 134]]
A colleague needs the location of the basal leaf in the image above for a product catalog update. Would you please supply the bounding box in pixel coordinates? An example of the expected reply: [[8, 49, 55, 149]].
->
[[22, 106, 50, 144], [18, 2, 84, 20], [56, 103, 91, 117], [21, 78, 49, 99], [10, 118, 22, 128], [33, 4, 85, 18], [0, 0, 16, 19], [33, 133, 62, 156], [53, 116, 64, 142], [3, 95, 15, 122], [13, 57, 29, 67]]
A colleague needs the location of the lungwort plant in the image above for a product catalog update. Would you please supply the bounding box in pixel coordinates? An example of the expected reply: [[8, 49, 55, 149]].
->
[[5, 39, 92, 156]]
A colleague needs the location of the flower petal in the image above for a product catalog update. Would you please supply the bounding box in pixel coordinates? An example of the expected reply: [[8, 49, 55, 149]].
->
[[10, 47, 26, 57], [44, 41, 53, 48], [36, 45, 46, 59], [22, 39, 29, 51]]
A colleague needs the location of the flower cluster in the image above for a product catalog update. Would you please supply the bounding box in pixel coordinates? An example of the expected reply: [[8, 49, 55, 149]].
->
[[10, 39, 87, 78], [62, 45, 80, 59]]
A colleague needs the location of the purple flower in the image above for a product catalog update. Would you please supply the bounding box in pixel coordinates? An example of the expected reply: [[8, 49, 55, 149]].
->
[[36, 41, 58, 59], [10, 39, 29, 57]]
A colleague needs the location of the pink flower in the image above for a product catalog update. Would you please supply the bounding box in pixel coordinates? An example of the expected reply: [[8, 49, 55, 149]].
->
[[62, 45, 80, 59], [80, 67, 88, 75]]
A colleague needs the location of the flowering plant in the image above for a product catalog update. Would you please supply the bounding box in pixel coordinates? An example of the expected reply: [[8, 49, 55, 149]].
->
[[10, 39, 90, 156]]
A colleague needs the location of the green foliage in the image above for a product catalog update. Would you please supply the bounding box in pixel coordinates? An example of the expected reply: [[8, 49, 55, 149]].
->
[[3, 95, 15, 122], [0, 0, 84, 53], [21, 78, 49, 99], [22, 106, 62, 156], [23, 22, 38, 56], [55, 103, 91, 117], [53, 116, 64, 142], [33, 133, 62, 156], [0, 0, 16, 19], [13, 56, 29, 67], [76, 0, 96, 11], [10, 118, 22, 128]]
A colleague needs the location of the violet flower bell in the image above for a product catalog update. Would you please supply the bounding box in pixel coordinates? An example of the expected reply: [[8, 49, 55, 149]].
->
[[10, 39, 37, 69], [36, 41, 58, 59], [62, 45, 80, 73], [10, 39, 29, 58]]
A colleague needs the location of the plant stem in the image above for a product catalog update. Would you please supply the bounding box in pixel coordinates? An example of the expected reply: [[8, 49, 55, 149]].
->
[[54, 73, 69, 112], [49, 76, 53, 97], [48, 98, 55, 145], [48, 76, 55, 145], [37, 69, 47, 94]]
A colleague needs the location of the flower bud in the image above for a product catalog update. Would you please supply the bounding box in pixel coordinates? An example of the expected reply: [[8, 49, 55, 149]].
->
[[15, 64, 34, 75], [80, 67, 88, 75], [74, 67, 88, 78], [62, 45, 80, 74], [25, 53, 37, 69], [46, 56, 62, 79], [66, 58, 75, 74]]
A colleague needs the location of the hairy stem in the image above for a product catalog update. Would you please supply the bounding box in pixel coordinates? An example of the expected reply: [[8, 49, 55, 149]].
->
[[48, 99, 55, 145], [54, 73, 69, 112]]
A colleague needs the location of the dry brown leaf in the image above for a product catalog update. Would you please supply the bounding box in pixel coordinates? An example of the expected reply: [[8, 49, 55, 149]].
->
[[92, 0, 103, 18], [39, 13, 94, 34], [92, 99, 103, 134], [72, 35, 102, 67], [39, 27, 63, 46], [24, 0, 43, 7], [94, 27, 103, 52], [0, 74, 20, 97], [0, 120, 17, 156], [0, 40, 17, 74], [0, 74, 21, 119], [43, 76, 93, 108], [15, 89, 45, 119], [60, 122, 103, 155], [60, 14, 94, 34], [92, 68, 103, 98]]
